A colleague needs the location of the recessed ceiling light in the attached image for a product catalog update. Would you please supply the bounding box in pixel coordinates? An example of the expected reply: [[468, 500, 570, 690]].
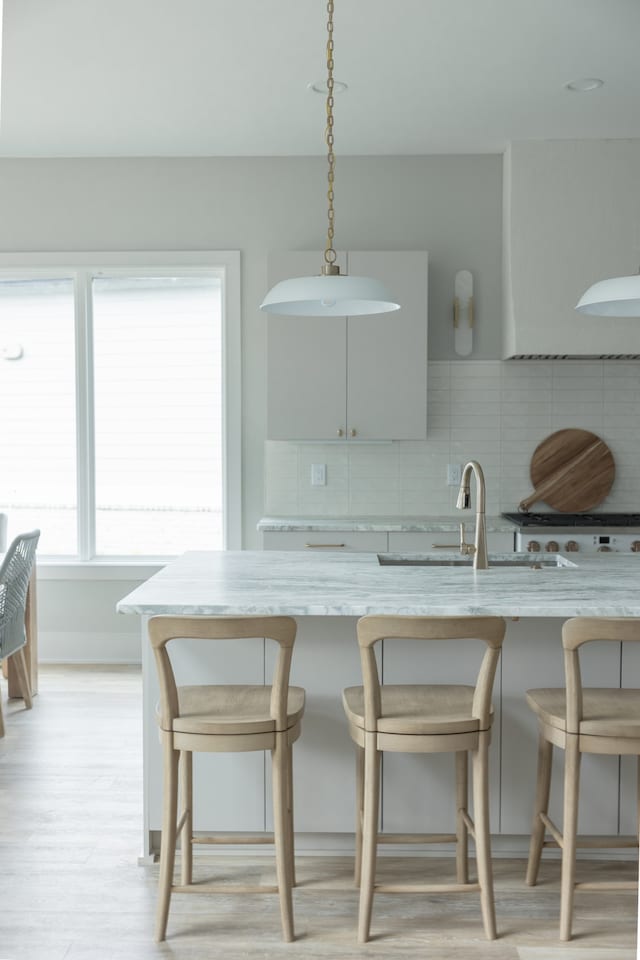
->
[[307, 80, 348, 95], [565, 77, 604, 92]]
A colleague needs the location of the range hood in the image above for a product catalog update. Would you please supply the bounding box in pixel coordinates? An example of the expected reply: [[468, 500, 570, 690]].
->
[[502, 141, 640, 360]]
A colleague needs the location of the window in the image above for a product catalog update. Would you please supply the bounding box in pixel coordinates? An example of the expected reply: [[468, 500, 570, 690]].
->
[[0, 252, 241, 560]]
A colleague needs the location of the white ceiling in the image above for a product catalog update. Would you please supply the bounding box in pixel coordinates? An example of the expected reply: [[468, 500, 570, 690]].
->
[[2, 0, 639, 157]]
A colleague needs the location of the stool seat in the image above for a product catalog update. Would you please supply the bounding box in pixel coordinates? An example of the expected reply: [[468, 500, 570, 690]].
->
[[526, 686, 640, 739], [161, 685, 306, 736], [343, 684, 492, 736]]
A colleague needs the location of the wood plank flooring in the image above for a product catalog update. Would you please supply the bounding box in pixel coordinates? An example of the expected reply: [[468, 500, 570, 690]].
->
[[0, 664, 637, 959]]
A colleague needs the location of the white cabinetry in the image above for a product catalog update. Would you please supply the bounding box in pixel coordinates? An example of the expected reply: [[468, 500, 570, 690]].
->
[[266, 250, 428, 440], [503, 140, 640, 358]]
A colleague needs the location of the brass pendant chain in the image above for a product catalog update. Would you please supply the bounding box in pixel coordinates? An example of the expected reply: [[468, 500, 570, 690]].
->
[[323, 0, 339, 275]]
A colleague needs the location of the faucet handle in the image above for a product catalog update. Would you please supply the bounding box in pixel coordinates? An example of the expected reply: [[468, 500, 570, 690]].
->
[[459, 522, 476, 556]]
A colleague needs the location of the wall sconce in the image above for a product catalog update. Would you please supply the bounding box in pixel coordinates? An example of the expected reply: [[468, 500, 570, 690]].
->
[[453, 270, 473, 355]]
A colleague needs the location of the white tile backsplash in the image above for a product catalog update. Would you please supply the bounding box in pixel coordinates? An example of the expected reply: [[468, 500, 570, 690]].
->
[[264, 360, 640, 516]]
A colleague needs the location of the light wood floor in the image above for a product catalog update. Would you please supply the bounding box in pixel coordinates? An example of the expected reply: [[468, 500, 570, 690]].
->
[[0, 664, 637, 959]]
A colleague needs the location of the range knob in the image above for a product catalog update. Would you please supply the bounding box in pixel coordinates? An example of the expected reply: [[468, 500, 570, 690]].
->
[[545, 540, 559, 553], [564, 540, 579, 552], [631, 541, 640, 553], [597, 545, 612, 552], [526, 540, 541, 553]]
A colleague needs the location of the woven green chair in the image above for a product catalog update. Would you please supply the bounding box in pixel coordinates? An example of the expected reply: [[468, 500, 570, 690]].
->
[[0, 530, 40, 737]]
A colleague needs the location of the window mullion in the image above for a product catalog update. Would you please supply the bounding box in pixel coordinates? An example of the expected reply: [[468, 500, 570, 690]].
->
[[74, 271, 96, 560]]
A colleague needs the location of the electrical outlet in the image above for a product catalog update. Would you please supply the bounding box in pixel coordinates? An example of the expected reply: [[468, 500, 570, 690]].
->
[[447, 463, 462, 486], [311, 463, 326, 486]]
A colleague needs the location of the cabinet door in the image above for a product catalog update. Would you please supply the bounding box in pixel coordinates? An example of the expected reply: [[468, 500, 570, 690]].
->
[[381, 636, 501, 834], [265, 616, 368, 834], [346, 251, 428, 440], [266, 251, 347, 440], [143, 632, 265, 839]]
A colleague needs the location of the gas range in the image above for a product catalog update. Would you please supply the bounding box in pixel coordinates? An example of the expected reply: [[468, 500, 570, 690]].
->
[[501, 512, 640, 554]]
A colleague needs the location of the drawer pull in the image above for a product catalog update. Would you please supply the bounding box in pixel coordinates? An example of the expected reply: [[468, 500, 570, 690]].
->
[[304, 542, 346, 549], [432, 543, 460, 549]]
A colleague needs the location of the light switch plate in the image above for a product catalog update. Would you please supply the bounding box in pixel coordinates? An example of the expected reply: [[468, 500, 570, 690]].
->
[[447, 463, 462, 486], [311, 463, 327, 486]]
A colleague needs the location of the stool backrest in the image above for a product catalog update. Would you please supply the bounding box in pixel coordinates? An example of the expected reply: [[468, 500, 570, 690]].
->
[[562, 617, 640, 733], [356, 614, 505, 731], [148, 615, 297, 731], [0, 530, 40, 659]]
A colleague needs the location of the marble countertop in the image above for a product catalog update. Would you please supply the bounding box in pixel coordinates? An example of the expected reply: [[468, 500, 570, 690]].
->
[[257, 515, 516, 533], [117, 549, 640, 619]]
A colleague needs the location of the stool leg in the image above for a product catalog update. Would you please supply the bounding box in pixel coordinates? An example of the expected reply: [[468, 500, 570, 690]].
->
[[455, 750, 469, 884], [272, 733, 294, 942], [0, 688, 4, 738], [358, 731, 380, 944], [354, 743, 365, 886], [286, 742, 296, 888], [560, 736, 581, 941], [179, 750, 193, 886], [12, 648, 33, 709], [156, 735, 179, 942], [472, 733, 497, 940], [526, 733, 553, 886]]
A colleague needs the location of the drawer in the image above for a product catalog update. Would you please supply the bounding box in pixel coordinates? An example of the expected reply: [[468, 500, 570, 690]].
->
[[387, 530, 516, 553], [262, 531, 388, 553]]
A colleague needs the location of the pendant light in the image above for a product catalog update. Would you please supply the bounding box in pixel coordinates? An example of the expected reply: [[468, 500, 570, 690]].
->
[[260, 0, 400, 317], [576, 270, 640, 317]]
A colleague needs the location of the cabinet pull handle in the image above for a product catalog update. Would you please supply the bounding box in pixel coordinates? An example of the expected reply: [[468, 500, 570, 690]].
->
[[304, 542, 346, 549], [337, 428, 344, 437], [432, 543, 460, 549], [349, 427, 357, 438]]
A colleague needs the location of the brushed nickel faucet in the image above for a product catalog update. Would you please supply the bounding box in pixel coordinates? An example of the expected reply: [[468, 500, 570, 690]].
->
[[456, 460, 489, 570]]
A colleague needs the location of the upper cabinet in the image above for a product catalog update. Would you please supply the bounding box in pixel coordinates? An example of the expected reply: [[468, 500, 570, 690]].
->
[[503, 141, 640, 359], [266, 250, 428, 440]]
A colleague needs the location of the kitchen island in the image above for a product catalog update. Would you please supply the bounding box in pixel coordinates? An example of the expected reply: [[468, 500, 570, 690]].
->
[[118, 549, 640, 859]]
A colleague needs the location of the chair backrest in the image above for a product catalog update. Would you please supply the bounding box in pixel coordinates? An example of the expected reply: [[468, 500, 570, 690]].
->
[[356, 614, 506, 731], [562, 617, 640, 733], [148, 615, 297, 732], [0, 530, 40, 659]]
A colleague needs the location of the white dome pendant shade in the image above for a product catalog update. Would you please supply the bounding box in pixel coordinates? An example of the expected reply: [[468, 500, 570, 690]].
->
[[260, 0, 400, 319], [260, 270, 400, 317], [576, 273, 640, 317]]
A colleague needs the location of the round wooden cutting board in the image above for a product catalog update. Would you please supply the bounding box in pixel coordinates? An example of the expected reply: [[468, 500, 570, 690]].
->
[[519, 428, 615, 513]]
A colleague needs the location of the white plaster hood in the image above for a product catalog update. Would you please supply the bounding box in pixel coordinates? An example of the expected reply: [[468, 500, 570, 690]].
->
[[502, 141, 640, 360]]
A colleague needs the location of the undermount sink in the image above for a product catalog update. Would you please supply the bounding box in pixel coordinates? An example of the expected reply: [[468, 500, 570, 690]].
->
[[377, 552, 577, 569]]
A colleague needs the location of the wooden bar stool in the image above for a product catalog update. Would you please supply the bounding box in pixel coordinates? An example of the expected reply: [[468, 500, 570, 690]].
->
[[525, 616, 640, 941], [148, 615, 305, 943], [342, 614, 505, 943]]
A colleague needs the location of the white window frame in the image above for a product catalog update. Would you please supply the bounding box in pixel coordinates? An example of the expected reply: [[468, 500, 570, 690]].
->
[[0, 251, 242, 574]]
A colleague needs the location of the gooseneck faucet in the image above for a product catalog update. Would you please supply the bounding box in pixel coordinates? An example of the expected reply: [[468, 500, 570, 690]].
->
[[456, 460, 489, 570]]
